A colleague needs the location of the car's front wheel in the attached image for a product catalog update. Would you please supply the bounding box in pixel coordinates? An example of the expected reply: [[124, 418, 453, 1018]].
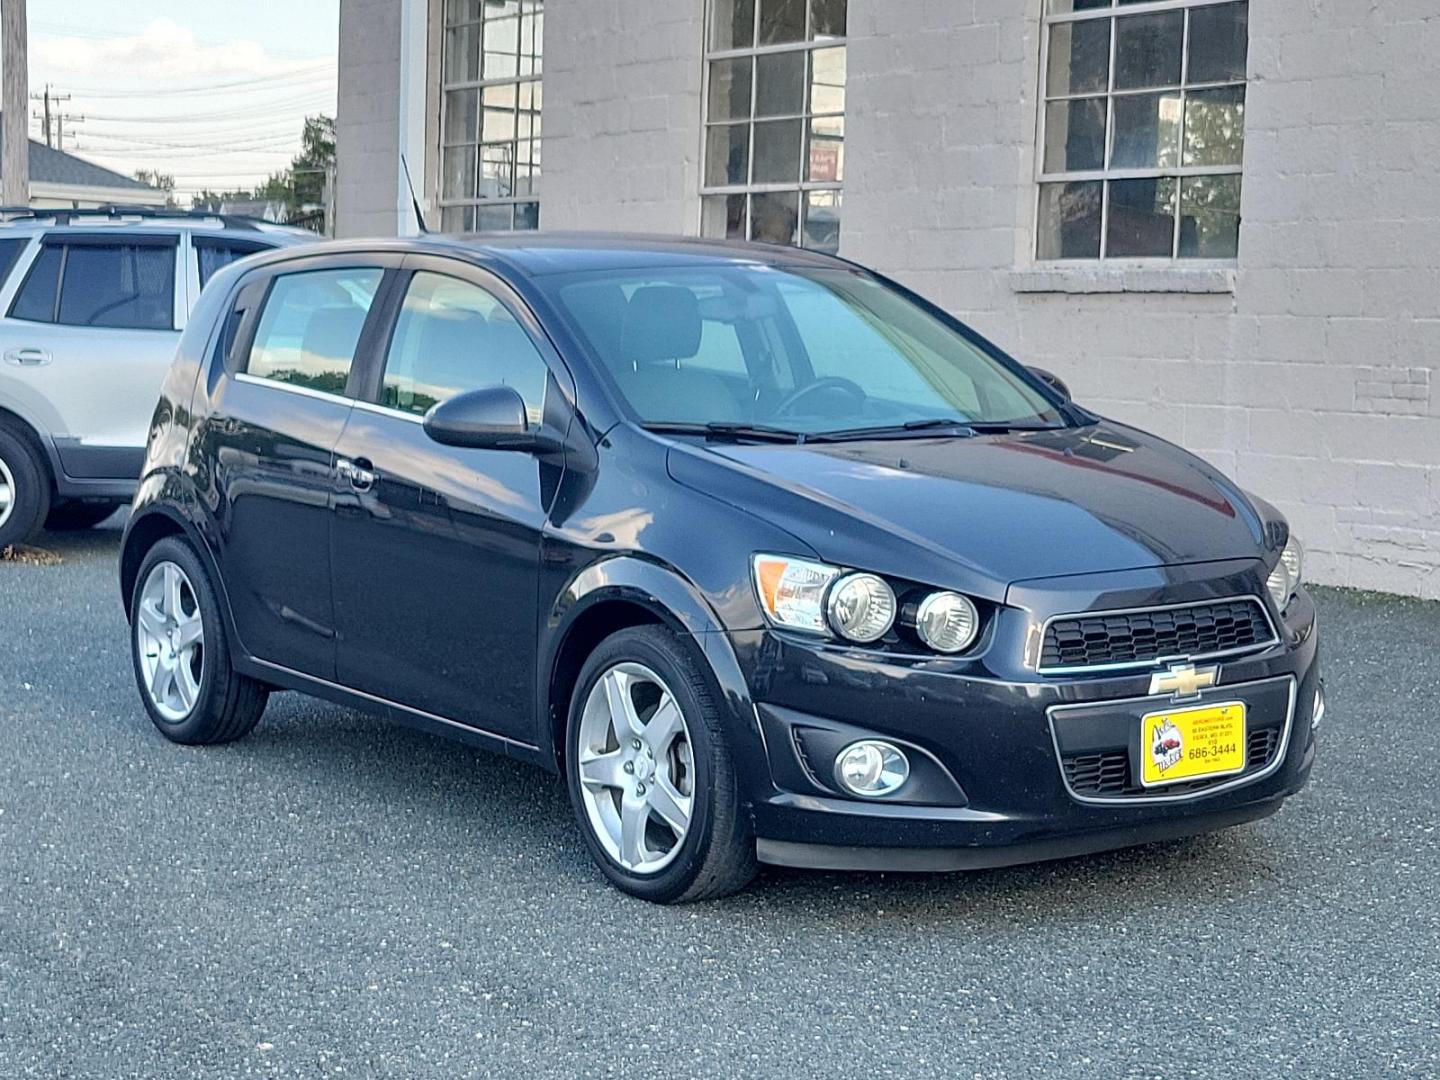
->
[[565, 625, 757, 903], [129, 536, 269, 745]]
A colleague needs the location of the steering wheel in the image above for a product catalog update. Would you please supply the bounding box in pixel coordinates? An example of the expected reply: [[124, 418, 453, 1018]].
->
[[771, 376, 867, 418]]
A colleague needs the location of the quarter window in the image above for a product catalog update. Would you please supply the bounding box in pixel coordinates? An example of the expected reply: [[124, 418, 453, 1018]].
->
[[700, 0, 846, 252], [440, 0, 543, 232], [1037, 0, 1247, 260], [0, 238, 30, 286], [8, 240, 177, 330], [196, 238, 270, 290], [381, 271, 548, 423], [246, 268, 383, 395]]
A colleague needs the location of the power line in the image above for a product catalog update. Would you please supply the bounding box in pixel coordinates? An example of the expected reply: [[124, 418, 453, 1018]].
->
[[78, 96, 334, 125], [60, 67, 335, 100]]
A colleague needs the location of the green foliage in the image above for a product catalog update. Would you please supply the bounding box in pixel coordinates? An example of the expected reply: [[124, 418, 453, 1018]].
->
[[190, 115, 335, 231]]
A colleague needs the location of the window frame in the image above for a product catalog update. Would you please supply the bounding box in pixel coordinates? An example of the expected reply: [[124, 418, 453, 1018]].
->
[[699, 0, 846, 250], [438, 0, 544, 232], [5, 233, 181, 331], [1034, 0, 1247, 263]]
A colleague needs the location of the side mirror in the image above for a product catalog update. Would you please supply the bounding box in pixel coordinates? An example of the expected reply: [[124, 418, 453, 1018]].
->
[[1027, 366, 1071, 401], [423, 385, 550, 451]]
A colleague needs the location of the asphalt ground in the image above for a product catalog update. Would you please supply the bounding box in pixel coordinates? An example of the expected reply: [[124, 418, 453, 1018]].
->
[[1, 518, 1437, 1078]]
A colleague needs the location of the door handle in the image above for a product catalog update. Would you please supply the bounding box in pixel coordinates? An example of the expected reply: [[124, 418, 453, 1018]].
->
[[4, 347, 51, 366], [336, 457, 376, 493]]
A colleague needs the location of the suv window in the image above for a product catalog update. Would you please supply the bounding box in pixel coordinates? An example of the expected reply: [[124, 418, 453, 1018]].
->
[[246, 267, 383, 396], [195, 237, 270, 290], [380, 272, 548, 423], [0, 238, 29, 285], [8, 239, 177, 330]]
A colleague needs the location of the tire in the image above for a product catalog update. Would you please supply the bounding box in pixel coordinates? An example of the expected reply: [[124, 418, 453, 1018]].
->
[[45, 499, 122, 532], [0, 424, 51, 550], [565, 625, 757, 903], [128, 535, 268, 745]]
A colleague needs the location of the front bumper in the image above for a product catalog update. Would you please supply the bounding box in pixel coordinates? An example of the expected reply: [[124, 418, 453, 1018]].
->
[[730, 582, 1320, 872]]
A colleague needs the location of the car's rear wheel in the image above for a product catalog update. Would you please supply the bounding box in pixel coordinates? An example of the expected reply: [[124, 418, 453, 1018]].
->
[[45, 500, 122, 532], [129, 536, 268, 745], [565, 625, 757, 903], [0, 424, 50, 550]]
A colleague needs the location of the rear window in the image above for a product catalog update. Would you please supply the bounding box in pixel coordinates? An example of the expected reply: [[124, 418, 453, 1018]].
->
[[8, 238, 176, 330], [0, 238, 29, 285]]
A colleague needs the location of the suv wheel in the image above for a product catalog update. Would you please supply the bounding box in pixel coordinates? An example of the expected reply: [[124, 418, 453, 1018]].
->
[[565, 625, 757, 903], [0, 425, 51, 550], [129, 536, 269, 745], [45, 500, 122, 532]]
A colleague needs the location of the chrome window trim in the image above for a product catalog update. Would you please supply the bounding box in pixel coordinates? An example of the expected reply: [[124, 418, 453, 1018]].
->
[[353, 398, 425, 425], [1033, 594, 1279, 675], [233, 371, 353, 406], [1046, 673, 1296, 806]]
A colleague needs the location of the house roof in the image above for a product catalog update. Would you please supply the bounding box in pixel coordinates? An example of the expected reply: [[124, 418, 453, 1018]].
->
[[0, 117, 159, 192]]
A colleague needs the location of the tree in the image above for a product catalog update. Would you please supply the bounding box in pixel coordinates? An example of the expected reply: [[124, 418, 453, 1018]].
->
[[133, 169, 178, 208], [189, 115, 335, 232]]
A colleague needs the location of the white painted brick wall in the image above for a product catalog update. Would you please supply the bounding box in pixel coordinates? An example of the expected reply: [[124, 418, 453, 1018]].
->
[[336, 0, 404, 239]]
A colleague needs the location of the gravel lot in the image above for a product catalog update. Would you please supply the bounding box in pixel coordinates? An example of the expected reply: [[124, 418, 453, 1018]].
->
[[1, 519, 1437, 1079]]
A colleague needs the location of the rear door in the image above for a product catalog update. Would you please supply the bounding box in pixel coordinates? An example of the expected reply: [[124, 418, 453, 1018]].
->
[[0, 231, 182, 480], [204, 255, 395, 679]]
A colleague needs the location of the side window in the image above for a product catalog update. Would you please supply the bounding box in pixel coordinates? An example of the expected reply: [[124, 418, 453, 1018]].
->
[[196, 238, 269, 290], [381, 271, 548, 423], [0, 238, 30, 286], [9, 244, 62, 322], [246, 267, 383, 396], [57, 243, 176, 330]]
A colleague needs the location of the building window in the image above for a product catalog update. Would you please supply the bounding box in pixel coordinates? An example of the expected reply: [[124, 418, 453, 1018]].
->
[[440, 0, 543, 231], [700, 0, 846, 252], [1037, 0, 1247, 261]]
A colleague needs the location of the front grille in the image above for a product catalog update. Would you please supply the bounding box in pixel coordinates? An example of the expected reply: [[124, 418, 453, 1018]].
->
[[1062, 725, 1282, 798], [1040, 598, 1274, 673]]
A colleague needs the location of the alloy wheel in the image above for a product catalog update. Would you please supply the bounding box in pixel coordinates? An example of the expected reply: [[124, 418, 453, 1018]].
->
[[135, 561, 206, 723], [0, 454, 14, 531], [575, 662, 696, 875]]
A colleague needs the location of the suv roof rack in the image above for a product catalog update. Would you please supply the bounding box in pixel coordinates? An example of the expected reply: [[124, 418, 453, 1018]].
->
[[0, 204, 274, 232]]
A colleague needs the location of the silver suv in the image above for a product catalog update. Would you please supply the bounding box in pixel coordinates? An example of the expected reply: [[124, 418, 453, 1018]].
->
[[0, 207, 311, 547]]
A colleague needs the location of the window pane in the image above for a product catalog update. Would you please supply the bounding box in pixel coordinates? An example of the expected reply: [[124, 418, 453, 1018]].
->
[[1046, 0, 1110, 11], [751, 190, 800, 244], [752, 118, 803, 182], [482, 105, 517, 142], [1179, 174, 1241, 258], [446, 0, 483, 26], [1115, 11, 1184, 90], [1046, 20, 1109, 96], [755, 50, 805, 117], [197, 242, 266, 290], [1110, 91, 1181, 168], [0, 238, 27, 285], [382, 272, 547, 421], [811, 0, 845, 40], [476, 203, 515, 231], [1183, 85, 1245, 166], [758, 0, 806, 45], [702, 193, 747, 239], [803, 190, 841, 253], [706, 123, 751, 186], [58, 244, 175, 330], [444, 145, 477, 199], [519, 11, 542, 76], [1106, 177, 1176, 257], [1043, 97, 1106, 172], [515, 201, 540, 230], [809, 47, 845, 114], [445, 23, 480, 84], [10, 245, 61, 323], [711, 0, 755, 50], [1188, 2, 1247, 84], [1037, 181, 1102, 259], [482, 16, 519, 79], [480, 143, 516, 196], [808, 115, 843, 181], [441, 205, 475, 232], [707, 57, 753, 122], [444, 88, 479, 144], [247, 268, 382, 393]]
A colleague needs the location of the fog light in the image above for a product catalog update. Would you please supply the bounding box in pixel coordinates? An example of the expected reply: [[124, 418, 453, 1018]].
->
[[1312, 684, 1325, 729], [834, 740, 910, 797]]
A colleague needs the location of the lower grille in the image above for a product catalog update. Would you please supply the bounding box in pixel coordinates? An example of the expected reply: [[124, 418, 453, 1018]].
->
[[1062, 726, 1282, 798]]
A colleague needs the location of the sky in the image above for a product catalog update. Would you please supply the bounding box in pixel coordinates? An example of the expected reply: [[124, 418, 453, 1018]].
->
[[18, 0, 339, 201]]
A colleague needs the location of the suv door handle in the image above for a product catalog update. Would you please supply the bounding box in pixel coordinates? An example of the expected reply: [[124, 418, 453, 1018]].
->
[[336, 457, 377, 493], [4, 347, 51, 366]]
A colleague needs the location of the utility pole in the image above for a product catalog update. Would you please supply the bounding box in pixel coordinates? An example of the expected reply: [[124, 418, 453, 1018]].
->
[[29, 83, 67, 148], [53, 109, 82, 151], [2, 0, 29, 207]]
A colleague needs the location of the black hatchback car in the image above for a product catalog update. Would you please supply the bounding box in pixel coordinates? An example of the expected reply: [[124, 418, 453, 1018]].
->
[[120, 235, 1320, 902]]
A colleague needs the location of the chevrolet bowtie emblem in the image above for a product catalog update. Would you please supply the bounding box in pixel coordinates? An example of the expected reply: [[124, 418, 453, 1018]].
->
[[1149, 662, 1219, 699]]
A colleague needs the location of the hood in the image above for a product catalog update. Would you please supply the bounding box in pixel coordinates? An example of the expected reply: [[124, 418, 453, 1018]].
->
[[666, 423, 1271, 599]]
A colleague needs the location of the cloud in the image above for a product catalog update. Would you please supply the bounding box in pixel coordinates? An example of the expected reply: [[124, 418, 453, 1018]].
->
[[34, 18, 304, 81]]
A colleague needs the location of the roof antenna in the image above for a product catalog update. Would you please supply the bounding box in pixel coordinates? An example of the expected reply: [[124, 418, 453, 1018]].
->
[[401, 155, 429, 234]]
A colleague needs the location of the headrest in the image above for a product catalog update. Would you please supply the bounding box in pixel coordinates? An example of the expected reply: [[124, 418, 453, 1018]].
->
[[301, 305, 369, 366], [621, 285, 702, 366]]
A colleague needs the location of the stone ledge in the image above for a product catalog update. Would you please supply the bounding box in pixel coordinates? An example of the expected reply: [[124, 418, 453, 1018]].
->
[[1010, 264, 1238, 295]]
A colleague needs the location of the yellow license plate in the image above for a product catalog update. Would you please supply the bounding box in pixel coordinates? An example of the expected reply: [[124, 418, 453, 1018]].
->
[[1140, 702, 1247, 788]]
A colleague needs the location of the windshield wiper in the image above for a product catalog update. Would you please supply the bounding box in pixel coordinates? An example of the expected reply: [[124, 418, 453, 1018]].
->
[[805, 418, 979, 442], [641, 421, 806, 444]]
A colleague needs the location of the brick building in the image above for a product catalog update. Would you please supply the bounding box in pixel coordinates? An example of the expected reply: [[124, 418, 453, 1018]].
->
[[336, 0, 1440, 599]]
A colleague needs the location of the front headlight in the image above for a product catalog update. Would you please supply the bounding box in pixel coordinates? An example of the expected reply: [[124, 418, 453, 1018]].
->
[[751, 554, 839, 635], [1266, 536, 1304, 609]]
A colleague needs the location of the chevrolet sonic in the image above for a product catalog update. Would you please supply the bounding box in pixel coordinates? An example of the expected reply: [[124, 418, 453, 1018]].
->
[[119, 235, 1320, 902]]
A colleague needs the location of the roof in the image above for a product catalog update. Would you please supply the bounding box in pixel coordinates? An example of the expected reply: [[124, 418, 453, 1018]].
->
[[0, 119, 159, 193]]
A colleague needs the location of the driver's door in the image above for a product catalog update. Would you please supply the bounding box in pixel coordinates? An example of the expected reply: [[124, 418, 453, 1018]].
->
[[330, 259, 564, 743]]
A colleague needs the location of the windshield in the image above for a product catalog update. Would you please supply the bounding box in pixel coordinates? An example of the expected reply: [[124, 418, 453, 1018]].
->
[[546, 265, 1065, 435]]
